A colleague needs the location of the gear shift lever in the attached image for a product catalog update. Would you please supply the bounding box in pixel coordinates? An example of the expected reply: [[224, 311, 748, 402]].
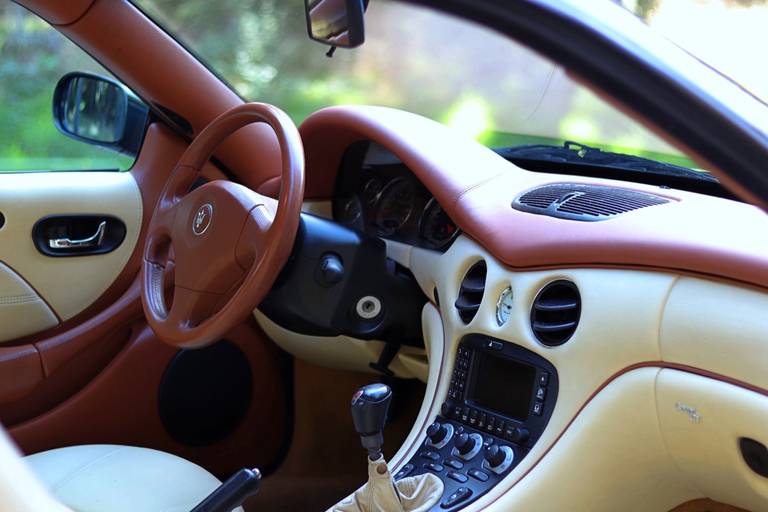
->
[[351, 383, 392, 460], [331, 383, 444, 512]]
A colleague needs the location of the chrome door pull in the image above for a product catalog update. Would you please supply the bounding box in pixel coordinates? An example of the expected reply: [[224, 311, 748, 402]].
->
[[48, 221, 106, 249]]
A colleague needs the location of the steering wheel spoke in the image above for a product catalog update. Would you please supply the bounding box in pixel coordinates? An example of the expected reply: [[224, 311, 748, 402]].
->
[[141, 102, 304, 348], [167, 286, 221, 332], [236, 198, 278, 270]]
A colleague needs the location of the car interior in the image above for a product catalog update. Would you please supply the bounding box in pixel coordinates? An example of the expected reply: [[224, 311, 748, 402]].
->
[[0, 0, 767, 511]]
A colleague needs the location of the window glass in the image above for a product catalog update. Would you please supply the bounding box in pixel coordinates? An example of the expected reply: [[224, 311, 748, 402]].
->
[[0, 4, 135, 171], [137, 0, 697, 169], [622, 0, 768, 104]]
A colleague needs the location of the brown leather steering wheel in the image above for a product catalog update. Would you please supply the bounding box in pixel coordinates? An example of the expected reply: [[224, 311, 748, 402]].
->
[[141, 103, 304, 348]]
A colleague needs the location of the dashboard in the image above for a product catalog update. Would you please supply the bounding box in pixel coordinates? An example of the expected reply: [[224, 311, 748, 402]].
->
[[256, 105, 768, 512], [331, 141, 461, 251]]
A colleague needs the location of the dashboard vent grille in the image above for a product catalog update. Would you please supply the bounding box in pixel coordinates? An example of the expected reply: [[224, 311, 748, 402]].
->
[[455, 261, 487, 324], [531, 280, 581, 346], [513, 183, 669, 221]]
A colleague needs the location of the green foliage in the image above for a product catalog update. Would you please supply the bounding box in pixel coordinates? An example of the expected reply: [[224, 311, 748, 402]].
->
[[0, 4, 132, 171], [1, 0, 704, 174], [137, 0, 699, 169]]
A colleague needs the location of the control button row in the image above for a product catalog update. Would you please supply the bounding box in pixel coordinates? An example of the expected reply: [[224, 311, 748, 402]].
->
[[468, 468, 489, 482], [419, 450, 440, 461], [441, 486, 472, 509], [425, 462, 444, 472], [394, 463, 414, 480], [533, 370, 550, 416], [442, 403, 530, 445], [444, 458, 464, 470]]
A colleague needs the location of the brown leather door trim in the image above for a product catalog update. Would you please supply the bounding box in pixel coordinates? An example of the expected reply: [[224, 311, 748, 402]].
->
[[0, 346, 44, 403]]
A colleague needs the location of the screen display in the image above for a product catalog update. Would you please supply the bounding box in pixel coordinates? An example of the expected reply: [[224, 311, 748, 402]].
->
[[470, 353, 536, 421]]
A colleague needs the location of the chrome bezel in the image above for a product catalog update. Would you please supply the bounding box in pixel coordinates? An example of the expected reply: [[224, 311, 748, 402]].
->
[[374, 177, 415, 235], [418, 197, 461, 250], [496, 286, 513, 326]]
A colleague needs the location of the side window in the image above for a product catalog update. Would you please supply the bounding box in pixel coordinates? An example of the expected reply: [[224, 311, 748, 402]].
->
[[0, 4, 137, 172]]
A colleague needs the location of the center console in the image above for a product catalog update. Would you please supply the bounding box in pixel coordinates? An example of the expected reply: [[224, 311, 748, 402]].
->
[[395, 334, 558, 510]]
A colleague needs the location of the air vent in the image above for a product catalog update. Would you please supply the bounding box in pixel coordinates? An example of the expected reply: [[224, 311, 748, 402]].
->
[[513, 183, 670, 221], [531, 280, 581, 346], [455, 261, 487, 324]]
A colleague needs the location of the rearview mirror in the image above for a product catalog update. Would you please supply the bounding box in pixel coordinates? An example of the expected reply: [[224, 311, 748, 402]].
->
[[304, 0, 366, 49], [53, 72, 149, 156]]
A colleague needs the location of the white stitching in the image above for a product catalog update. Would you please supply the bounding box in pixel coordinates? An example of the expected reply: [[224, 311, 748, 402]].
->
[[0, 294, 38, 305]]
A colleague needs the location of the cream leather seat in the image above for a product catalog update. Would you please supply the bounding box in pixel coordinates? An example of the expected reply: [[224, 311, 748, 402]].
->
[[24, 444, 244, 512], [0, 425, 245, 512]]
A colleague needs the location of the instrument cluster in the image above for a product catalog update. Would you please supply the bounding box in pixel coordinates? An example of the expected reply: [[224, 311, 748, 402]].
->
[[332, 142, 460, 251]]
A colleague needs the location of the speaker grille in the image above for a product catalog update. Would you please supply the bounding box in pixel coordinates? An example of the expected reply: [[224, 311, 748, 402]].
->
[[514, 183, 670, 221], [158, 341, 253, 446]]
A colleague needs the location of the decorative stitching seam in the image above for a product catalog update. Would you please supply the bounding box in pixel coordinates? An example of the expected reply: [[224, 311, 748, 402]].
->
[[0, 294, 38, 305], [50, 447, 128, 493]]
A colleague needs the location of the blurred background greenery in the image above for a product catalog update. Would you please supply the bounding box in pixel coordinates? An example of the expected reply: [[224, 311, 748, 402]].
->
[[2, 0, 767, 172], [0, 4, 132, 170]]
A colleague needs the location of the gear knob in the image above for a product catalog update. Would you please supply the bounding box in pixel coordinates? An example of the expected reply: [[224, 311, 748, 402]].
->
[[351, 383, 392, 460]]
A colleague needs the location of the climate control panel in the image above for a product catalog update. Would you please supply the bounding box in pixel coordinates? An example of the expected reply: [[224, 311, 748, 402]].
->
[[395, 418, 527, 510], [394, 336, 558, 510]]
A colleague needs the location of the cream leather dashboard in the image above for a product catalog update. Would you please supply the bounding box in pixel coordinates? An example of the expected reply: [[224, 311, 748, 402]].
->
[[393, 235, 768, 511], [0, 171, 141, 339], [259, 201, 768, 511], [259, 106, 768, 510]]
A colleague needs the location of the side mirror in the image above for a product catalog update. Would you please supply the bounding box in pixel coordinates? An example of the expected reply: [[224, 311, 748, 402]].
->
[[53, 72, 149, 157], [304, 0, 366, 49]]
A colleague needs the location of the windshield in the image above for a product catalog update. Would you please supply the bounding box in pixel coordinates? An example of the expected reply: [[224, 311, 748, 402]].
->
[[136, 0, 701, 170]]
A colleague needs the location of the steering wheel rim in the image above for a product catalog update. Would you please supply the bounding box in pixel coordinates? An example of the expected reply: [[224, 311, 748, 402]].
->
[[141, 102, 305, 348]]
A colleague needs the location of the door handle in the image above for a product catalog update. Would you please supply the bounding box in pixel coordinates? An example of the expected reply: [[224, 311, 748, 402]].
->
[[48, 220, 106, 249]]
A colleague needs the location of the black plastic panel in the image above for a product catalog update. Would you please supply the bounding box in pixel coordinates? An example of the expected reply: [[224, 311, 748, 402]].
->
[[740, 437, 768, 479], [397, 335, 558, 510], [260, 213, 427, 346], [396, 418, 527, 511], [447, 335, 558, 449], [158, 341, 253, 447], [332, 141, 461, 252]]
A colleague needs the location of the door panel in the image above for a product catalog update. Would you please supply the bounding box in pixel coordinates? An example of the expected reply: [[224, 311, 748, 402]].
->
[[0, 262, 57, 342], [0, 171, 141, 324]]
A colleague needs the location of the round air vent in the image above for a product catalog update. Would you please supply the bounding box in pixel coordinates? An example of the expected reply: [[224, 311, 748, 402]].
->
[[455, 261, 487, 324], [531, 280, 581, 346]]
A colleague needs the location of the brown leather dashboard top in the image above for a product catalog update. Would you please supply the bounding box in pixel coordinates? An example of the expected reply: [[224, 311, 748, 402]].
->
[[300, 106, 768, 289]]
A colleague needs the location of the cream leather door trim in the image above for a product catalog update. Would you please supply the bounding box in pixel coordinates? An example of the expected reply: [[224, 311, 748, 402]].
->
[[0, 172, 141, 322], [301, 199, 333, 218], [254, 310, 429, 382], [387, 236, 680, 509], [660, 277, 768, 390], [0, 261, 58, 342], [657, 370, 768, 512], [387, 304, 445, 466], [472, 368, 700, 512]]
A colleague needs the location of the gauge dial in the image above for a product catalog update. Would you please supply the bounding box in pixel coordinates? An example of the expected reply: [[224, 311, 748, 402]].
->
[[419, 198, 459, 249], [496, 287, 513, 326], [375, 178, 416, 236], [362, 178, 384, 205], [339, 196, 362, 224]]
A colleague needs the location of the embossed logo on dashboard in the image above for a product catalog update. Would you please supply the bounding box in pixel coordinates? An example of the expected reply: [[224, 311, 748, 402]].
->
[[192, 203, 213, 236], [675, 402, 701, 423]]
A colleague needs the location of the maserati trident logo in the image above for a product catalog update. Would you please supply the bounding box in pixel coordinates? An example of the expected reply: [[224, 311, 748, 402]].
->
[[192, 203, 213, 236]]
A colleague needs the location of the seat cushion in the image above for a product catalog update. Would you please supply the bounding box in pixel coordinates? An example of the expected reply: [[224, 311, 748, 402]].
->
[[25, 444, 243, 512]]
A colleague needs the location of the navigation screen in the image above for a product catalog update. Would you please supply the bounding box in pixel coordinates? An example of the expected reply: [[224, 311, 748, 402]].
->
[[470, 353, 536, 421]]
